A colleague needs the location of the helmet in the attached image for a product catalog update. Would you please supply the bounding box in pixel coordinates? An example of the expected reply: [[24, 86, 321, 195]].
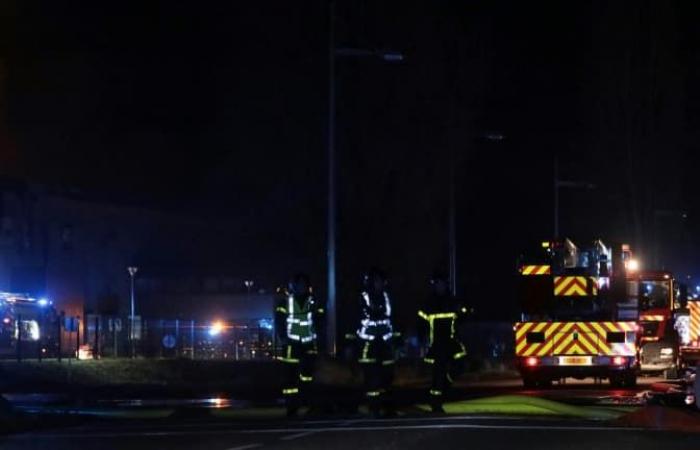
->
[[288, 273, 311, 295], [430, 270, 450, 296], [363, 267, 388, 288], [429, 270, 449, 286]]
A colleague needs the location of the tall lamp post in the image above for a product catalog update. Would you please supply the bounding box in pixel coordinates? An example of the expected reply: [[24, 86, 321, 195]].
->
[[127, 266, 138, 358], [553, 157, 595, 238], [327, 0, 403, 355], [448, 133, 504, 296]]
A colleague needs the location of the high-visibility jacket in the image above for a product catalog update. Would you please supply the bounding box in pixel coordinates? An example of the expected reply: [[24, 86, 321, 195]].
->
[[418, 295, 470, 361], [275, 293, 322, 344], [357, 290, 394, 342]]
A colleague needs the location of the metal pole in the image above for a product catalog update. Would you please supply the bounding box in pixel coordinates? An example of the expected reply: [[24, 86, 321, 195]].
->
[[448, 143, 457, 297], [16, 314, 22, 362], [76, 317, 80, 360], [326, 0, 337, 355], [58, 312, 63, 362], [130, 273, 135, 358], [94, 315, 100, 359], [190, 319, 195, 360], [554, 156, 559, 238], [234, 327, 239, 360]]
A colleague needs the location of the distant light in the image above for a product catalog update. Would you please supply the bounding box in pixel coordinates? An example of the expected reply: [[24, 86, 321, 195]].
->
[[485, 133, 505, 141], [2, 317, 10, 324], [77, 345, 92, 359], [258, 319, 273, 330], [208, 321, 225, 337], [208, 398, 225, 408], [382, 52, 404, 62], [23, 320, 40, 341], [625, 259, 640, 272], [37, 298, 49, 307], [685, 394, 695, 406]]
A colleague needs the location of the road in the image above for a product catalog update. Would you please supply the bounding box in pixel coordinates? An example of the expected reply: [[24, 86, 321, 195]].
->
[[3, 376, 694, 450], [2, 414, 697, 450]]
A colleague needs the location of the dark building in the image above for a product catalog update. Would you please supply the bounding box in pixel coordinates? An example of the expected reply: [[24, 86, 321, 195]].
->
[[0, 179, 276, 353]]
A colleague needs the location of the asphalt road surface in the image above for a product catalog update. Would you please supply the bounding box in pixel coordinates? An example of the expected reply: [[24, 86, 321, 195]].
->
[[2, 376, 690, 450], [2, 414, 697, 450]]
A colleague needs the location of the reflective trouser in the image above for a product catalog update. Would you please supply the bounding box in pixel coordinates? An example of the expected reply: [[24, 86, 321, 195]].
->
[[359, 339, 394, 400], [425, 341, 466, 400], [279, 342, 317, 398]]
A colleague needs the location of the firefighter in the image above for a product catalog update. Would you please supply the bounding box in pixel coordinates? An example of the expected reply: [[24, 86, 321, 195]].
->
[[356, 268, 397, 415], [274, 273, 324, 416], [418, 271, 470, 412]]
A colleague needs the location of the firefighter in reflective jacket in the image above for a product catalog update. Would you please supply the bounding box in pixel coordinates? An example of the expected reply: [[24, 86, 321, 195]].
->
[[274, 273, 323, 416], [418, 271, 470, 412], [356, 268, 397, 413]]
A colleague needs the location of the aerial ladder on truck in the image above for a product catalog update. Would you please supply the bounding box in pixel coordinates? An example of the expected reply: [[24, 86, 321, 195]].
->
[[515, 239, 639, 388]]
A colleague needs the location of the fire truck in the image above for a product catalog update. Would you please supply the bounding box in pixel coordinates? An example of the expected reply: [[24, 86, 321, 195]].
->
[[677, 299, 700, 372], [0, 292, 58, 357], [631, 269, 683, 375], [515, 239, 639, 387]]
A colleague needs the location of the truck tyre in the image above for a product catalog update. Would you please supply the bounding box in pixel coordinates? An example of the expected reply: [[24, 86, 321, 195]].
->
[[538, 378, 552, 389], [609, 374, 624, 388], [522, 375, 537, 389], [623, 372, 637, 388]]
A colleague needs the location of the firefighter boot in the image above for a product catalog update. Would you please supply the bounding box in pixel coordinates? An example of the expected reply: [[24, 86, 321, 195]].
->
[[430, 390, 445, 413], [285, 395, 300, 417]]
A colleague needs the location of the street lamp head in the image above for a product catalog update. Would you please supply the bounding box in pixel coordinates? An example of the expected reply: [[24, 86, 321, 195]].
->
[[484, 133, 505, 141], [244, 280, 254, 288], [127, 266, 138, 276], [381, 52, 404, 62]]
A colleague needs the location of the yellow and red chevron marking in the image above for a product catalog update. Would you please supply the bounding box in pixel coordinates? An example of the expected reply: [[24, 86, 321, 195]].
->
[[514, 321, 636, 357], [689, 301, 700, 343], [639, 314, 665, 322], [553, 276, 596, 296], [520, 265, 551, 276]]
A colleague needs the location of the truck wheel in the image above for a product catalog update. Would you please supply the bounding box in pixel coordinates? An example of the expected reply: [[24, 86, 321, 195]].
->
[[537, 378, 552, 389], [623, 372, 637, 388], [522, 375, 537, 388], [609, 374, 624, 388]]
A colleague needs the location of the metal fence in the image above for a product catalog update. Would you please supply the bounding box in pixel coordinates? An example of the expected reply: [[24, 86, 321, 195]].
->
[[2, 314, 516, 367], [82, 316, 276, 360]]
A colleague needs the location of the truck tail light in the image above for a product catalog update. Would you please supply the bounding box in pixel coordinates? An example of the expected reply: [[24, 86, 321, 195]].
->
[[525, 357, 539, 367], [612, 356, 626, 366]]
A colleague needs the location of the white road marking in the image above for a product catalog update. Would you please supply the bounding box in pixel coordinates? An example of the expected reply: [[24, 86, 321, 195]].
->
[[224, 444, 262, 450], [280, 431, 318, 441], [240, 423, 647, 434], [8, 422, 647, 439]]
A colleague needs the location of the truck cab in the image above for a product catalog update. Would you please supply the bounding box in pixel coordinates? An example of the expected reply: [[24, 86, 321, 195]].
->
[[629, 271, 679, 374]]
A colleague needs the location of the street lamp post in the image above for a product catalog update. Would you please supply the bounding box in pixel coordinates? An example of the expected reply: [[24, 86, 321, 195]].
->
[[447, 133, 504, 298], [127, 266, 138, 358], [553, 157, 595, 238], [327, 0, 403, 355], [244, 280, 254, 298]]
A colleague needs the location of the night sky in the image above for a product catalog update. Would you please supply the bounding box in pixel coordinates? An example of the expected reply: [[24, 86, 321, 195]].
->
[[2, 1, 700, 324]]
